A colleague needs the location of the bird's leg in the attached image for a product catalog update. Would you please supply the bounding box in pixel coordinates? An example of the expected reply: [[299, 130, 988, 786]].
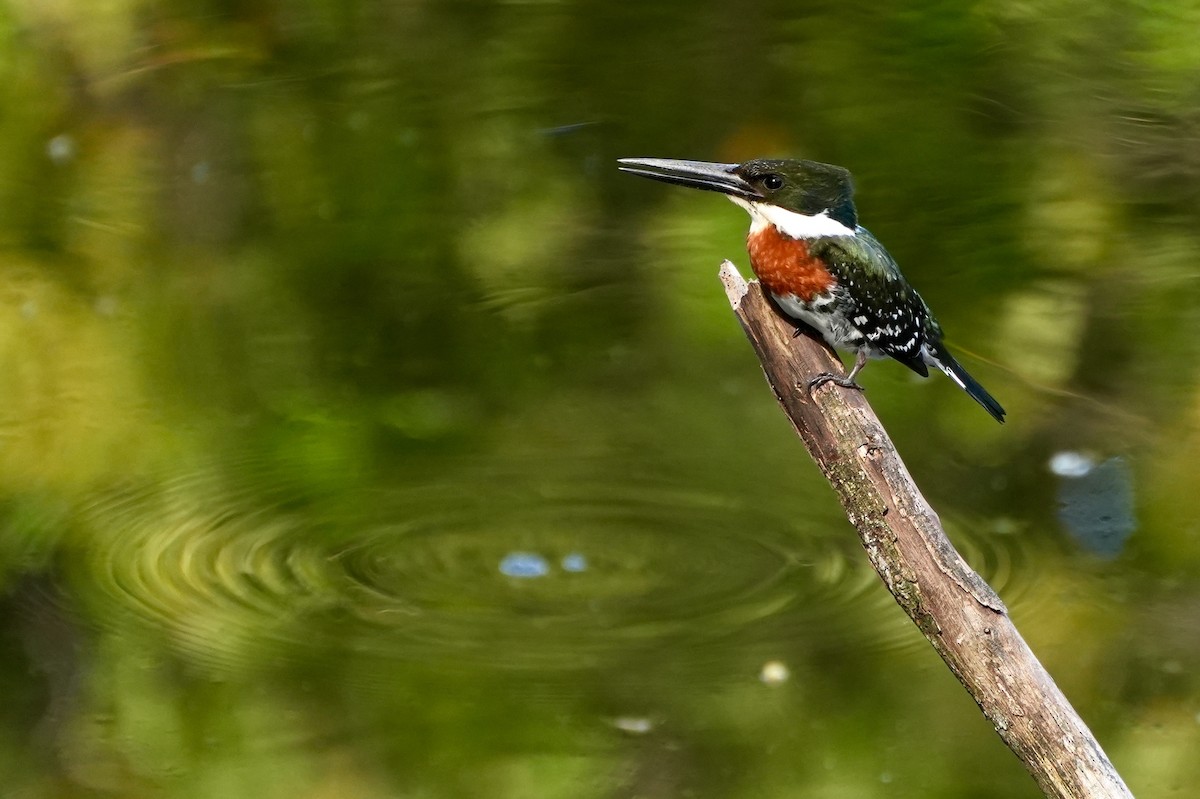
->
[[808, 349, 868, 393]]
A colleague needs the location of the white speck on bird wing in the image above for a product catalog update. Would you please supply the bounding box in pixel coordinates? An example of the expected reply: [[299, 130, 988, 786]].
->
[[941, 363, 966, 388]]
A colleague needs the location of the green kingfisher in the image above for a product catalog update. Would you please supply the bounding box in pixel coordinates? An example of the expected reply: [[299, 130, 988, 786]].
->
[[617, 157, 1006, 423]]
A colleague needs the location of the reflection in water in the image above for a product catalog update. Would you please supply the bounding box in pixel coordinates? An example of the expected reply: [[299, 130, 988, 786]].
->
[[1050, 452, 1136, 558]]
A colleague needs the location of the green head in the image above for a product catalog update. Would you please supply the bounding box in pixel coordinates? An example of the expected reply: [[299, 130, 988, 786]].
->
[[618, 157, 858, 233]]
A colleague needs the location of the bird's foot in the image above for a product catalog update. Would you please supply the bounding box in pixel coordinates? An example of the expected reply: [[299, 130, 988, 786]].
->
[[808, 372, 865, 394]]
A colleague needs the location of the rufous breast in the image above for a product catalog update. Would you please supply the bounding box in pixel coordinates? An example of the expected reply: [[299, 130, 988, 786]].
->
[[746, 226, 837, 302]]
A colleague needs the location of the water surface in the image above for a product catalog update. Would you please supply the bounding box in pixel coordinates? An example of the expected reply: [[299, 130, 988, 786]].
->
[[1, 2, 1198, 797]]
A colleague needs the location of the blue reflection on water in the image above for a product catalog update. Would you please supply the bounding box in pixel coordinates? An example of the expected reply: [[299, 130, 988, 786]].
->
[[499, 551, 551, 578], [561, 553, 588, 572], [498, 551, 589, 577]]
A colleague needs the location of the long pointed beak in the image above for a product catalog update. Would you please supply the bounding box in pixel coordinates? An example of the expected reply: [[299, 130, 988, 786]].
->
[[617, 158, 761, 200]]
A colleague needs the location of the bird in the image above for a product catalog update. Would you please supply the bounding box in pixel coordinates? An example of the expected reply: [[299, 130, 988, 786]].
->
[[617, 157, 1006, 423]]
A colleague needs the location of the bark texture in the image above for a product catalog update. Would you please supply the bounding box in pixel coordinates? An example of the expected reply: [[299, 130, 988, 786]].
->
[[719, 262, 1132, 799]]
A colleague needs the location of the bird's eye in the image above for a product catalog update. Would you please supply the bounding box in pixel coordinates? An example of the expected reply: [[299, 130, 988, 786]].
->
[[761, 174, 784, 190]]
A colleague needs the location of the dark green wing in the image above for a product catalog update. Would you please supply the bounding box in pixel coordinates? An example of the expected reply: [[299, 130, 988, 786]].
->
[[809, 230, 939, 375], [812, 230, 1006, 422]]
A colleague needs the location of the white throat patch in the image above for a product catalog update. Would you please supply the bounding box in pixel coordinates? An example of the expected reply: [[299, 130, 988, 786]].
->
[[729, 197, 856, 239]]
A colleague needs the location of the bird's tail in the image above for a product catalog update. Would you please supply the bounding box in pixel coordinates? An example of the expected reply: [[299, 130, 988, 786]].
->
[[927, 347, 1006, 424]]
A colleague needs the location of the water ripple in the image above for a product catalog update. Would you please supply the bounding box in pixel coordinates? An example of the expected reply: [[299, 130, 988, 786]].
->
[[74, 460, 1040, 674]]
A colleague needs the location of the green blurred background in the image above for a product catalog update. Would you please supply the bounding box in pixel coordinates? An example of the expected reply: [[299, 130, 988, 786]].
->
[[1, 1, 1198, 796]]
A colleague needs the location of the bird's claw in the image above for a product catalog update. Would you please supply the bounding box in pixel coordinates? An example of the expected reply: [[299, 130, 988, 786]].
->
[[807, 372, 865, 394]]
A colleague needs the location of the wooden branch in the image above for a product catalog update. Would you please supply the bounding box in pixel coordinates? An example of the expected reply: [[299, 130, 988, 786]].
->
[[719, 262, 1132, 799]]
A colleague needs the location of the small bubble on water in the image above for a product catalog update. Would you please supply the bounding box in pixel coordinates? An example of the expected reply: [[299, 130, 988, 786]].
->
[[611, 716, 654, 735], [47, 134, 76, 165], [1049, 451, 1093, 477], [759, 660, 790, 685]]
